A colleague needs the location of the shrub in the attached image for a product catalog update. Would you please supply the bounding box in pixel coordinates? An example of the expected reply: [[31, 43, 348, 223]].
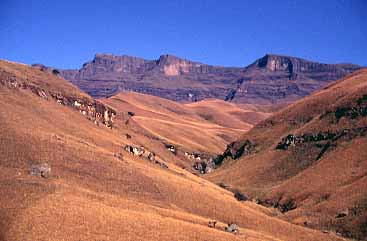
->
[[52, 69, 60, 75]]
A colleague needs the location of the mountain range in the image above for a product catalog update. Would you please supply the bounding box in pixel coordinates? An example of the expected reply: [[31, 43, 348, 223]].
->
[[44, 53, 361, 104]]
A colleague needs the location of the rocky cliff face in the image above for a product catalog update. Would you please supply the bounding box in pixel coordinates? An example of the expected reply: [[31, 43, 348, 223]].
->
[[57, 53, 361, 104]]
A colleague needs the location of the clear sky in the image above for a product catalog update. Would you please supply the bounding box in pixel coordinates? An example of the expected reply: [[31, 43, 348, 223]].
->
[[1, 0, 366, 69]]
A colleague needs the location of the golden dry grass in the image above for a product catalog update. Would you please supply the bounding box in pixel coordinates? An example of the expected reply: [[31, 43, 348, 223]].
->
[[102, 92, 269, 154]]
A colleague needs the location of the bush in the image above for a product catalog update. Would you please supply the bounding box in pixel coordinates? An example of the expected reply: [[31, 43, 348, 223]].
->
[[234, 190, 248, 201], [52, 69, 60, 75]]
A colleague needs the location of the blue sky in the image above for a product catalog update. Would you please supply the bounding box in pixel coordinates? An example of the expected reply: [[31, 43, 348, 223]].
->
[[1, 0, 366, 69]]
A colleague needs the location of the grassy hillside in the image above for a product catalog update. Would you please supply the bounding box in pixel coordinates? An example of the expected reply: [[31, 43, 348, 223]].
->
[[207, 69, 367, 240]]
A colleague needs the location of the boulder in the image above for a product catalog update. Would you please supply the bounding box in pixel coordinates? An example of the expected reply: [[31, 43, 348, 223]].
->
[[124, 145, 134, 153], [208, 220, 217, 228], [225, 223, 239, 234], [165, 144, 176, 154], [30, 163, 51, 178], [148, 152, 156, 162], [133, 147, 145, 156], [335, 209, 349, 218]]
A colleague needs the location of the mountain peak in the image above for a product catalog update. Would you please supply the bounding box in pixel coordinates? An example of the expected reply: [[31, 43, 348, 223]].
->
[[254, 54, 303, 72], [156, 54, 202, 76], [157, 54, 192, 65]]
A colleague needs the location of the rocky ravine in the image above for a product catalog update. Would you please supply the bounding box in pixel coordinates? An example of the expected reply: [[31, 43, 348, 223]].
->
[[45, 53, 361, 104]]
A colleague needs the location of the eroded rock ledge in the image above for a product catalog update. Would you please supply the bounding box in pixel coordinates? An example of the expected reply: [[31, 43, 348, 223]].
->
[[0, 70, 116, 128], [276, 128, 367, 151]]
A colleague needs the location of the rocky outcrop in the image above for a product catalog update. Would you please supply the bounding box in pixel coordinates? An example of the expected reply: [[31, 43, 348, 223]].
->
[[184, 151, 216, 174], [124, 145, 145, 156], [275, 127, 367, 164], [213, 140, 256, 166], [276, 128, 367, 151], [193, 159, 215, 174], [124, 145, 168, 169], [55, 53, 361, 104], [0, 68, 116, 128]]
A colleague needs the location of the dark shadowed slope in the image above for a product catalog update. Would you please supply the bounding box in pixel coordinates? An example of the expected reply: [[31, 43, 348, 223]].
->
[[207, 69, 367, 240], [46, 53, 360, 104]]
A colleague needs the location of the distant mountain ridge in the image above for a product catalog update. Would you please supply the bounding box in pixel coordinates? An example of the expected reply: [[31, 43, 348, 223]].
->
[[46, 53, 361, 104]]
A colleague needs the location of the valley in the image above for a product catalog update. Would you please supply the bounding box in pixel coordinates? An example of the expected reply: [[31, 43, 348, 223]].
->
[[0, 58, 365, 241]]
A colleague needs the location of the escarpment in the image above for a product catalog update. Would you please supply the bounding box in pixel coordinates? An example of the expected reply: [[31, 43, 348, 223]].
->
[[54, 53, 361, 104]]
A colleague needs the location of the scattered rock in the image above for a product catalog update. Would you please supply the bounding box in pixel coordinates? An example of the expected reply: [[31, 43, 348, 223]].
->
[[127, 111, 135, 116], [125, 134, 132, 139], [30, 163, 51, 178]]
